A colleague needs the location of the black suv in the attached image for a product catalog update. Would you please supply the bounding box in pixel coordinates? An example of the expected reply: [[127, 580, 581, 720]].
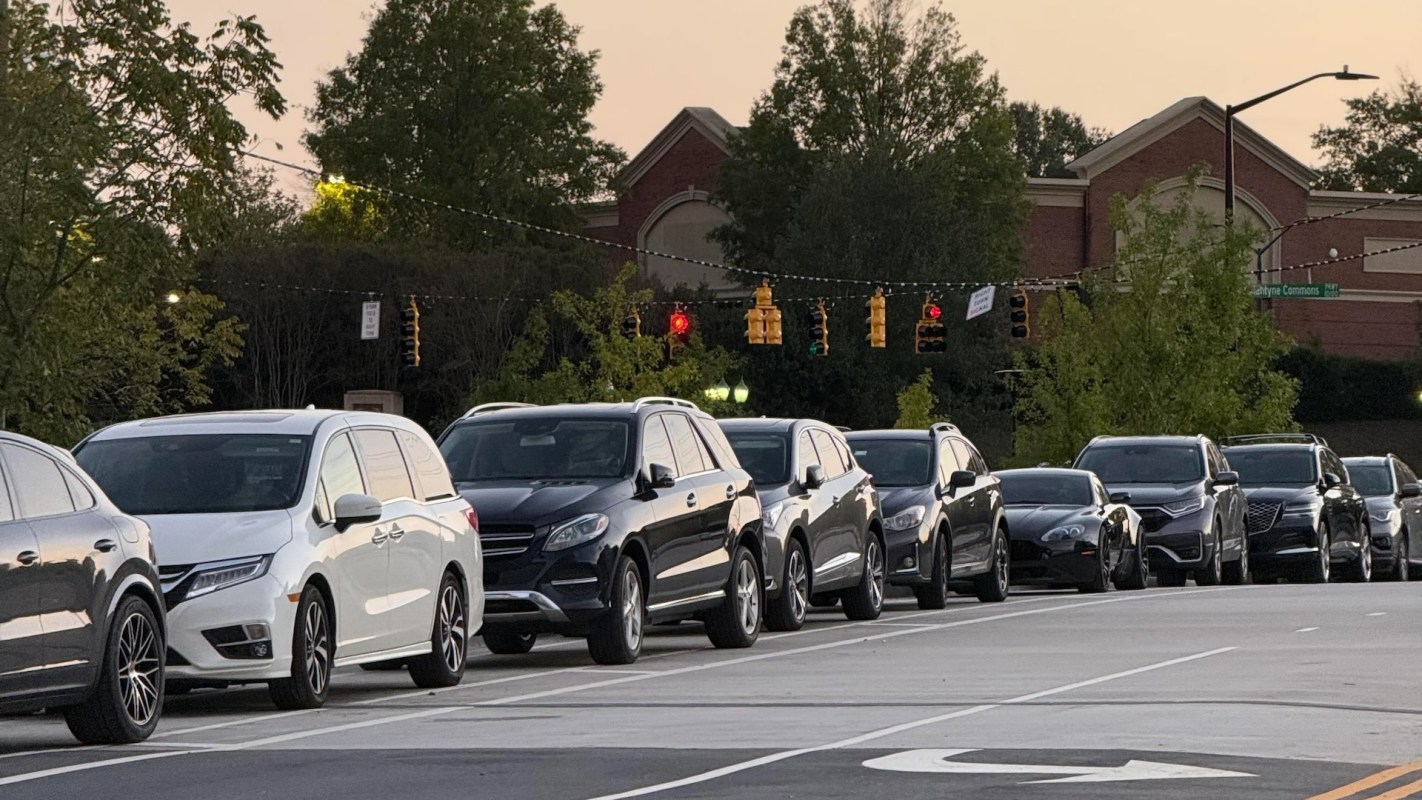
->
[[1223, 434, 1370, 583], [843, 424, 1010, 607], [1074, 435, 1248, 587], [437, 398, 763, 665], [719, 418, 884, 630], [0, 431, 166, 744], [1342, 454, 1422, 582]]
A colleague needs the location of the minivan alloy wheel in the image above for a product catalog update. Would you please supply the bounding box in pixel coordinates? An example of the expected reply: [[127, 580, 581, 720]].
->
[[303, 600, 331, 696], [438, 583, 466, 673], [118, 610, 161, 727]]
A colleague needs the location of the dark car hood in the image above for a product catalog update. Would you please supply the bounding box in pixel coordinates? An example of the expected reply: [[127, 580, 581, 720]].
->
[[1364, 495, 1399, 513], [1239, 485, 1318, 504], [754, 482, 796, 507], [878, 486, 932, 516], [1100, 482, 1205, 507], [1004, 506, 1096, 539], [456, 478, 626, 527]]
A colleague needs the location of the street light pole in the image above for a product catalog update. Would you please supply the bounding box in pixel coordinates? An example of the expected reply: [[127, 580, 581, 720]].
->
[[1224, 67, 1378, 223]]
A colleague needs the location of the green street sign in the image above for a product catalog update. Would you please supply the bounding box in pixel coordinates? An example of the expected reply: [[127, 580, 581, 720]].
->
[[1252, 283, 1340, 299]]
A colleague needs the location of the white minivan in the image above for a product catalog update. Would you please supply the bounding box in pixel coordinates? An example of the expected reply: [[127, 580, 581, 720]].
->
[[74, 410, 483, 709]]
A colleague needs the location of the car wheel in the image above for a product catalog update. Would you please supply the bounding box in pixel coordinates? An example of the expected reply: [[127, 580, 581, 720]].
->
[[706, 546, 763, 648], [1078, 541, 1110, 594], [589, 555, 645, 665], [270, 586, 333, 710], [409, 572, 468, 688], [1156, 568, 1187, 587], [1115, 539, 1149, 590], [974, 528, 1010, 603], [64, 595, 163, 744], [1194, 522, 1223, 586], [1305, 523, 1331, 584], [765, 539, 809, 632], [841, 535, 885, 620], [1346, 523, 1373, 583], [1223, 532, 1250, 585], [1394, 533, 1410, 582], [914, 531, 950, 610], [484, 632, 538, 654]]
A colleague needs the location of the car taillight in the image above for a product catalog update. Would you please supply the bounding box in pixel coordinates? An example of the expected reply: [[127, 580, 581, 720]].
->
[[465, 507, 479, 532]]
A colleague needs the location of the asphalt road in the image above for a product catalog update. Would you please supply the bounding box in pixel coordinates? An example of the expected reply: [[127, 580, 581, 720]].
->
[[2, 582, 1419, 799]]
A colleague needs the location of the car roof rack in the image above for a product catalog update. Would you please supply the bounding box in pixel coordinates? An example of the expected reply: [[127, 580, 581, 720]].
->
[[929, 421, 959, 434], [834, 425, 852, 432], [631, 396, 700, 412], [1222, 433, 1329, 448], [460, 402, 537, 419]]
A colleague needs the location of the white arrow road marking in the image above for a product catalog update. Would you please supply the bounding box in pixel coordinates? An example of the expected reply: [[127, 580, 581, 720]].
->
[[862, 749, 1256, 784]]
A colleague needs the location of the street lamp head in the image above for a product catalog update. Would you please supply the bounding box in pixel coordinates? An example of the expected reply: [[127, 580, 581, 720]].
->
[[733, 379, 749, 405], [1334, 66, 1379, 81]]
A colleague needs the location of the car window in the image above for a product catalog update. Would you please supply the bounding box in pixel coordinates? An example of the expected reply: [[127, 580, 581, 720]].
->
[[442, 418, 630, 481], [663, 414, 708, 475], [1077, 444, 1206, 484], [399, 431, 456, 502], [967, 443, 989, 474], [1095, 480, 1110, 506], [62, 468, 96, 511], [2, 444, 76, 519], [0, 463, 14, 522], [690, 423, 718, 471], [642, 416, 677, 476], [726, 433, 790, 485], [850, 438, 932, 487], [696, 417, 742, 471], [938, 440, 961, 484], [950, 440, 978, 475], [355, 429, 416, 503], [1206, 445, 1224, 476], [1322, 450, 1347, 483], [1224, 447, 1318, 486], [835, 438, 857, 475], [319, 433, 367, 521], [797, 432, 820, 478], [810, 430, 847, 479], [1347, 464, 1393, 497]]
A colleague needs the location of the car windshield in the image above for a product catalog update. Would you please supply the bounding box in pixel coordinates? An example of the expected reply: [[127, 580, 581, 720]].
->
[[998, 473, 1092, 506], [1344, 464, 1392, 497], [440, 418, 630, 481], [849, 439, 931, 487], [725, 433, 790, 485], [1075, 444, 1204, 484], [1224, 448, 1318, 486], [75, 434, 311, 515]]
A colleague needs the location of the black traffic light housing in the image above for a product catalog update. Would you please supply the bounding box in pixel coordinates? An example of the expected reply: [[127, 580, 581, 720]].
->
[[807, 300, 829, 357], [400, 296, 421, 367], [621, 308, 641, 340], [915, 297, 946, 353], [1009, 289, 1030, 338]]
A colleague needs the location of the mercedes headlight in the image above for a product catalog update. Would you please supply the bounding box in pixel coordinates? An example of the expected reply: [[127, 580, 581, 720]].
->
[[186, 555, 271, 600], [544, 513, 611, 552], [1160, 497, 1206, 518], [884, 505, 927, 531], [1042, 525, 1087, 542]]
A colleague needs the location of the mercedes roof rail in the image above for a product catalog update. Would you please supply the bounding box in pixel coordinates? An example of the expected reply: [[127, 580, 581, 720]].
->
[[1222, 433, 1329, 448], [631, 397, 700, 412], [460, 402, 537, 419]]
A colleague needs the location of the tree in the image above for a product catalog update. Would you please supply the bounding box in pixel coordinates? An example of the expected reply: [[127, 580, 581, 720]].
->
[[1314, 77, 1422, 194], [893, 370, 938, 428], [303, 0, 625, 249], [709, 0, 1027, 445], [0, 0, 284, 441], [1008, 101, 1110, 179], [1011, 171, 1299, 466]]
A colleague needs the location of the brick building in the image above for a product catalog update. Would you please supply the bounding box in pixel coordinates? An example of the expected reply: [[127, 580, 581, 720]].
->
[[585, 99, 1422, 359]]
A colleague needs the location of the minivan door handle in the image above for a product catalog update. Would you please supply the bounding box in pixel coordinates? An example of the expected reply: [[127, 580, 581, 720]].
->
[[387, 525, 405, 542], [371, 529, 389, 545], [94, 539, 118, 553], [725, 484, 736, 500], [686, 493, 698, 507]]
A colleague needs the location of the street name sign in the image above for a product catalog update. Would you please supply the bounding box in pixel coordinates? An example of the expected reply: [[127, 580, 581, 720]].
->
[[1252, 283, 1340, 299]]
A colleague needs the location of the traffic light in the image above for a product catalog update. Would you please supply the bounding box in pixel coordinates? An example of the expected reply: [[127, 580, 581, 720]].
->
[[667, 303, 691, 361], [866, 287, 886, 348], [807, 299, 829, 357], [400, 296, 421, 367], [621, 308, 641, 340], [746, 278, 781, 345], [915, 296, 946, 353], [1010, 288, 1030, 338]]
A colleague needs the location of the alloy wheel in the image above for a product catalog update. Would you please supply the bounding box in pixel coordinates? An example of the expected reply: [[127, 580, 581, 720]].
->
[[1359, 528, 1373, 581], [1400, 536, 1410, 581], [304, 600, 331, 696], [1319, 529, 1331, 582], [788, 549, 808, 625], [994, 535, 1009, 592], [736, 557, 761, 636], [117, 611, 161, 727], [623, 569, 643, 651], [438, 583, 467, 673], [867, 539, 885, 608]]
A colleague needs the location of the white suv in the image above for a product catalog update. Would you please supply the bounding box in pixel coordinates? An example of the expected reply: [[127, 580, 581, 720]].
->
[[74, 410, 483, 709]]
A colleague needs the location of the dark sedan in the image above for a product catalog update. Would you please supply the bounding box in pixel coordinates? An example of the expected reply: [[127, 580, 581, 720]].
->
[[997, 468, 1148, 592]]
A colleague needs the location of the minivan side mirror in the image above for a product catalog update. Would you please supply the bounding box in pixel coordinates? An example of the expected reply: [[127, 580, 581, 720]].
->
[[1213, 471, 1239, 487], [1109, 491, 1131, 504], [949, 470, 977, 489], [1400, 483, 1422, 499], [804, 464, 827, 491], [1323, 472, 1342, 489], [649, 463, 677, 490], [333, 493, 383, 531]]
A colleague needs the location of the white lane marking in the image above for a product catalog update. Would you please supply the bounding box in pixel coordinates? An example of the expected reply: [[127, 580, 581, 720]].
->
[[582, 647, 1238, 799], [1296, 627, 1320, 633], [0, 745, 102, 762], [1367, 612, 1387, 617], [572, 669, 657, 675], [863, 622, 940, 628], [0, 751, 194, 787], [152, 708, 322, 739]]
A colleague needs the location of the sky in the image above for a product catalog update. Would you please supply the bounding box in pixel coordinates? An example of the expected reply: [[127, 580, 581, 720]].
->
[[164, 0, 1421, 197]]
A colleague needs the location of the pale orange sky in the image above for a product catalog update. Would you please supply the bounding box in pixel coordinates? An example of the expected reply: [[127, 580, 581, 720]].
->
[[166, 0, 1421, 196]]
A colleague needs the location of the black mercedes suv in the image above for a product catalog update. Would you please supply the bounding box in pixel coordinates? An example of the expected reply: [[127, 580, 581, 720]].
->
[[1223, 434, 1370, 583], [1074, 435, 1248, 587], [437, 398, 763, 665], [719, 418, 884, 630], [0, 431, 166, 744], [843, 423, 1010, 607]]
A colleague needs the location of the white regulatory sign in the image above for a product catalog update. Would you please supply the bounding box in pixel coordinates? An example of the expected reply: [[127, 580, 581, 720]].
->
[[966, 286, 996, 320], [361, 300, 381, 340]]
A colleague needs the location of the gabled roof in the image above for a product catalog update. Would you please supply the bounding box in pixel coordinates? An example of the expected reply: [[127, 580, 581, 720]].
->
[[1064, 96, 1317, 188], [619, 107, 736, 190]]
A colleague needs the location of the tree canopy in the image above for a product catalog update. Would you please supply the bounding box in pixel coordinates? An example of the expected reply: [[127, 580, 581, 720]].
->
[[1008, 101, 1110, 179], [1314, 77, 1422, 194]]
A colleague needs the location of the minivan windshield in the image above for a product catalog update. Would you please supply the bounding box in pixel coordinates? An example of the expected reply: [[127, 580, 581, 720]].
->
[[998, 472, 1093, 506], [725, 433, 790, 485], [440, 418, 631, 481], [1346, 464, 1393, 497], [849, 439, 931, 487], [1075, 444, 1204, 484], [1222, 448, 1318, 486], [76, 434, 311, 515]]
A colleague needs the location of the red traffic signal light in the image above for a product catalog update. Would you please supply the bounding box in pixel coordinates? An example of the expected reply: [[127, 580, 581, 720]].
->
[[926, 303, 942, 319], [669, 310, 690, 337]]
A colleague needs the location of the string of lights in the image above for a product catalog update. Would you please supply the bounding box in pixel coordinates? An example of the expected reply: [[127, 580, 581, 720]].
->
[[1254, 238, 1422, 276], [1269, 191, 1422, 235]]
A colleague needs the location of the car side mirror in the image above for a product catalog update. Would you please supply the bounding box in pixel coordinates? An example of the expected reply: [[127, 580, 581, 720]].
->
[[1109, 491, 1131, 504], [333, 493, 382, 531], [649, 463, 677, 490], [949, 470, 977, 489], [1400, 483, 1422, 499], [1213, 471, 1239, 487], [804, 465, 826, 491], [1323, 472, 1342, 489]]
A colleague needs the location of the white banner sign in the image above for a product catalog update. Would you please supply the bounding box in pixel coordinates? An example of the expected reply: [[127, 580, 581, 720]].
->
[[361, 301, 381, 340], [966, 286, 996, 320]]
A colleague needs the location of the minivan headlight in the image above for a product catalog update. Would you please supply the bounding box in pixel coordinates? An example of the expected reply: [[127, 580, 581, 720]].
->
[[544, 513, 610, 552], [1160, 497, 1206, 517], [885, 505, 927, 531], [186, 556, 271, 600]]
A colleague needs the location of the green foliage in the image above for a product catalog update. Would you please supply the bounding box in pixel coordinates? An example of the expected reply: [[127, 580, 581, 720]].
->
[[894, 370, 938, 429], [0, 0, 283, 441], [1008, 101, 1110, 179], [1279, 345, 1422, 422], [303, 0, 625, 249], [1314, 77, 1422, 194], [300, 179, 388, 242], [1012, 170, 1299, 466]]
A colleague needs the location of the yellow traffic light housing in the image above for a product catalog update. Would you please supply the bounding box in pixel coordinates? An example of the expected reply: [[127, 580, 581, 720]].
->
[[621, 307, 641, 340], [808, 299, 829, 357], [747, 279, 780, 345], [866, 287, 887, 348], [915, 295, 946, 353], [400, 296, 421, 367], [1010, 288, 1030, 338]]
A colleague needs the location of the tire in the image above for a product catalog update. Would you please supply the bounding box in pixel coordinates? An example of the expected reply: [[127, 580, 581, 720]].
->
[[1078, 541, 1110, 594], [1344, 523, 1373, 583], [1194, 522, 1223, 586], [1304, 523, 1331, 584], [588, 555, 645, 665], [809, 593, 840, 609], [974, 528, 1010, 603], [484, 632, 537, 654], [765, 539, 809, 632], [409, 572, 469, 689], [1115, 540, 1149, 590], [842, 536, 885, 620], [913, 531, 950, 610], [1156, 568, 1187, 587], [706, 546, 763, 648], [269, 586, 333, 710], [1394, 533, 1411, 582], [1223, 531, 1250, 586], [64, 595, 163, 744]]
